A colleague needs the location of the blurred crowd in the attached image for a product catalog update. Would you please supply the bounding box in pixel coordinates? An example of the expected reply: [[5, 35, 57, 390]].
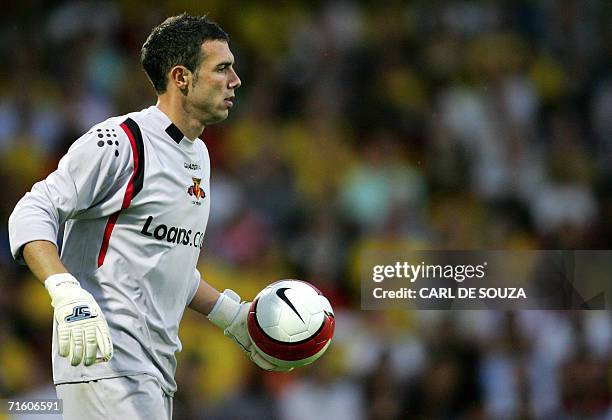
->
[[0, 1, 611, 419]]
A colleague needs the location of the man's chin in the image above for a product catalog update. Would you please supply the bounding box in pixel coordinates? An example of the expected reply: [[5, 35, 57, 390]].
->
[[203, 110, 229, 126]]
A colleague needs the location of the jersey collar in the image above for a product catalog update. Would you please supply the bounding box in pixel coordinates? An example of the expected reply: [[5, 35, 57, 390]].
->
[[165, 123, 184, 144], [148, 105, 190, 146]]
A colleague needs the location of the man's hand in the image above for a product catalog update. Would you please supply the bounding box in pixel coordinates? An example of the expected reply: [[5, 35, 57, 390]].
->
[[45, 273, 113, 366], [208, 289, 292, 372]]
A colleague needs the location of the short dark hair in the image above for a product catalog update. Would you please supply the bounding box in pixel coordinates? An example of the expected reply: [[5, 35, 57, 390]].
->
[[141, 13, 229, 94]]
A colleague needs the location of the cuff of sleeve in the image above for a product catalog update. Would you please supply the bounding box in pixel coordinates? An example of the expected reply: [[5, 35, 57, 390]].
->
[[11, 235, 59, 265], [186, 274, 201, 307]]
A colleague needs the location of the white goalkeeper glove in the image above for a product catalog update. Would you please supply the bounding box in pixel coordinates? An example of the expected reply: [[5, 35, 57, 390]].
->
[[208, 289, 292, 372], [45, 273, 113, 366]]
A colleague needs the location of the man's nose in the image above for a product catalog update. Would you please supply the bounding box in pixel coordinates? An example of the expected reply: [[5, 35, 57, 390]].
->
[[229, 68, 241, 89]]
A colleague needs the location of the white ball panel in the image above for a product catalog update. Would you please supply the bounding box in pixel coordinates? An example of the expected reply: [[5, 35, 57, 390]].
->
[[289, 330, 315, 342], [319, 295, 334, 315], [262, 325, 291, 342], [256, 297, 282, 328], [278, 306, 312, 336], [305, 311, 325, 335]]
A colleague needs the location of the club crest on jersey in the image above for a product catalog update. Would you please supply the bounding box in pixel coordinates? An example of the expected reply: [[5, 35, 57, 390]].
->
[[187, 177, 205, 203]]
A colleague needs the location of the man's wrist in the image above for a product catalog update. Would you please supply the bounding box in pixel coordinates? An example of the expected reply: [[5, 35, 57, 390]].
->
[[208, 289, 241, 330], [44, 273, 81, 307], [44, 273, 79, 290]]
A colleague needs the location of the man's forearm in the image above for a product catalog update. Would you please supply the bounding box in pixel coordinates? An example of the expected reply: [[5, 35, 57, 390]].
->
[[188, 279, 221, 316], [22, 240, 69, 284]]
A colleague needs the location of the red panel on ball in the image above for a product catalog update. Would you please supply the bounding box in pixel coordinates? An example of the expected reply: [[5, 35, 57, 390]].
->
[[248, 299, 335, 361]]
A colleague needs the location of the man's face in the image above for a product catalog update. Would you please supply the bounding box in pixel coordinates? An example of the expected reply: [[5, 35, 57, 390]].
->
[[188, 40, 241, 125]]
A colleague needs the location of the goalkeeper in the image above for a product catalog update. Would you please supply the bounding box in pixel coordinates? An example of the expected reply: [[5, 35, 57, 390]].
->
[[8, 14, 286, 420]]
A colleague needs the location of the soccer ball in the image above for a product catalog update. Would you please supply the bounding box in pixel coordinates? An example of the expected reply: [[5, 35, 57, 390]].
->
[[247, 280, 335, 369]]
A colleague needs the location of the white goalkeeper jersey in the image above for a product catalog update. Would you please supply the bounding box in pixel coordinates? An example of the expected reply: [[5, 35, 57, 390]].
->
[[8, 105, 211, 396]]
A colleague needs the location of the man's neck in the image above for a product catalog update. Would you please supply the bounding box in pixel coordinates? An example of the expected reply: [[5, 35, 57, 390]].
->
[[156, 97, 204, 141]]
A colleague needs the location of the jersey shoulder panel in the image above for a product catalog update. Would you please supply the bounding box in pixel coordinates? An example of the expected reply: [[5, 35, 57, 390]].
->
[[70, 117, 133, 171]]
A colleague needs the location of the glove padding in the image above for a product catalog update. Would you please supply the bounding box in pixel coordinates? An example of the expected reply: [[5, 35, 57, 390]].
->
[[208, 289, 292, 372], [45, 273, 113, 366]]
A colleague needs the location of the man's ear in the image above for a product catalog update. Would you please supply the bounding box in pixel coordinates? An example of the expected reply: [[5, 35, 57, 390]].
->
[[169, 65, 192, 93]]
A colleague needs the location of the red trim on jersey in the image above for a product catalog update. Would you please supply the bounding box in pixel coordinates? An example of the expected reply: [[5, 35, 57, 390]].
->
[[97, 122, 141, 267], [97, 211, 120, 267]]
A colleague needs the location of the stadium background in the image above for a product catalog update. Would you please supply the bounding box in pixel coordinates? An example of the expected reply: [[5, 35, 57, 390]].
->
[[1, 1, 611, 419]]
